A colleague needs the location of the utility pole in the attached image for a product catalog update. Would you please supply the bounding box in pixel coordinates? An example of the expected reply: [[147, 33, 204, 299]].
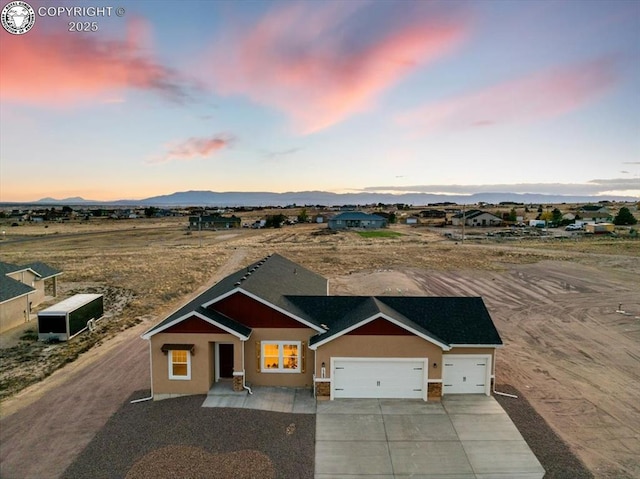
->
[[461, 204, 465, 244]]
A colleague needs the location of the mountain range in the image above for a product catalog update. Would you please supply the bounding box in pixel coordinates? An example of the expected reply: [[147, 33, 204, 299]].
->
[[15, 190, 637, 207]]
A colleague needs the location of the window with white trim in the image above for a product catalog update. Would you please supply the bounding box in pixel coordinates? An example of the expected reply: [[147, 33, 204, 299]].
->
[[261, 341, 300, 372], [169, 349, 191, 380]]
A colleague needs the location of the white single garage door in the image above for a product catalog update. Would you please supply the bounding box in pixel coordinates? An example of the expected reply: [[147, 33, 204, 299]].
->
[[443, 356, 489, 394], [333, 358, 426, 399]]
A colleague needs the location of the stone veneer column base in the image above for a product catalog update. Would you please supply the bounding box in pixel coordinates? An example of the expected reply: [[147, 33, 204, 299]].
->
[[232, 374, 244, 392], [315, 379, 331, 399], [427, 382, 442, 401]]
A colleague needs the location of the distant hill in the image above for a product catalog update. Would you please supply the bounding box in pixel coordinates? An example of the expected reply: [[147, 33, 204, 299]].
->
[[135, 190, 637, 207], [36, 196, 95, 204], [5, 190, 635, 207]]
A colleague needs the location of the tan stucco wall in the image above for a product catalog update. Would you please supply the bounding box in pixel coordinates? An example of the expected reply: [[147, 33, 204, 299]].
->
[[0, 296, 31, 334], [245, 328, 315, 388], [150, 332, 242, 396], [315, 335, 444, 380], [7, 270, 45, 306]]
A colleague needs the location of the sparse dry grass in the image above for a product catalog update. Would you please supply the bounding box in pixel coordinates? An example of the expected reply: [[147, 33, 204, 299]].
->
[[0, 218, 637, 400]]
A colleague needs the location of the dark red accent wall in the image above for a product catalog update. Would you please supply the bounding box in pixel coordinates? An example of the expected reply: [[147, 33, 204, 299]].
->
[[212, 293, 306, 328], [346, 317, 413, 335], [164, 316, 228, 334]]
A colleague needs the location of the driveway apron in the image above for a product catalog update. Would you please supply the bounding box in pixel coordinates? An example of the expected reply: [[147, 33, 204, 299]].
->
[[314, 395, 545, 479]]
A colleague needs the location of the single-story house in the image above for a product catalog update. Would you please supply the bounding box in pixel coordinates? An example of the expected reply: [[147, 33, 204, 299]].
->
[[189, 215, 241, 229], [142, 254, 502, 401], [420, 209, 447, 219], [451, 210, 502, 227], [0, 261, 62, 334], [327, 212, 387, 230]]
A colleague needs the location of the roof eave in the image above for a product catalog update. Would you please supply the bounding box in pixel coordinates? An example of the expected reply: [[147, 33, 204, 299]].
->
[[141, 311, 250, 341], [309, 312, 451, 351]]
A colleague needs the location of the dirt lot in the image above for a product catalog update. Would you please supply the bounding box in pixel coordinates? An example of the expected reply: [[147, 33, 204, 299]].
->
[[1, 219, 638, 478]]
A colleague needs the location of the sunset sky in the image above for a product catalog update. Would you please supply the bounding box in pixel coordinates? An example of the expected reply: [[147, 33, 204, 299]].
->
[[1, 0, 639, 202]]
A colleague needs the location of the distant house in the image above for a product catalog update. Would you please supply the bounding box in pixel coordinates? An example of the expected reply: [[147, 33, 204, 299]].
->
[[451, 210, 502, 227], [420, 210, 447, 219], [328, 212, 387, 230], [577, 206, 611, 223], [0, 261, 62, 334], [189, 215, 241, 230]]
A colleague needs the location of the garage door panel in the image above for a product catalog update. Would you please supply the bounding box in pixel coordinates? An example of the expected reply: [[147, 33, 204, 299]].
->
[[333, 359, 426, 399], [443, 356, 489, 395]]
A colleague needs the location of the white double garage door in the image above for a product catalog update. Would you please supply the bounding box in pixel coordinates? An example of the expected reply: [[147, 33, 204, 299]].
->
[[332, 355, 490, 399]]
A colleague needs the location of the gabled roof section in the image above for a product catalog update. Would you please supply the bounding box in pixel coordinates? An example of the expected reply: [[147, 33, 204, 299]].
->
[[0, 275, 35, 303], [377, 296, 502, 346], [23, 262, 62, 279], [299, 296, 450, 349], [302, 296, 502, 349], [452, 210, 501, 220], [142, 253, 328, 339], [142, 306, 251, 340], [231, 253, 328, 311]]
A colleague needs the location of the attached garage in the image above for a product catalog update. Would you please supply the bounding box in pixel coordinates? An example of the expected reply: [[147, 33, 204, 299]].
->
[[332, 358, 427, 400], [443, 355, 491, 395]]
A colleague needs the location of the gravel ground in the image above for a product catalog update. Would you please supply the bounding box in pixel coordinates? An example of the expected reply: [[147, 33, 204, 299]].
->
[[62, 392, 315, 479], [64, 386, 592, 479], [495, 384, 594, 479]]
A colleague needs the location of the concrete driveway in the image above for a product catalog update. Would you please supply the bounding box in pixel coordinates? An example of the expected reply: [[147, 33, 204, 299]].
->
[[315, 395, 545, 479]]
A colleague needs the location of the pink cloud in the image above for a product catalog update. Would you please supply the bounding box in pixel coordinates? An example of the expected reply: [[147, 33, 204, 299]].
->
[[149, 134, 234, 165], [397, 57, 618, 134], [206, 3, 470, 134], [0, 18, 188, 107]]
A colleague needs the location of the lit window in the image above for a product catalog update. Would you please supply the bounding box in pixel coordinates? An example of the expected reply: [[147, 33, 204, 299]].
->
[[169, 349, 191, 380], [261, 341, 300, 373]]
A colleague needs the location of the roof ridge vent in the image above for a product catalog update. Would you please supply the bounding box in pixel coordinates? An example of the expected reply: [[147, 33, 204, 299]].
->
[[234, 281, 241, 286]]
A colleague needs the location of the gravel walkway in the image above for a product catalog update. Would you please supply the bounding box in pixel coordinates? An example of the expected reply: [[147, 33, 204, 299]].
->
[[62, 392, 315, 479], [494, 384, 594, 479]]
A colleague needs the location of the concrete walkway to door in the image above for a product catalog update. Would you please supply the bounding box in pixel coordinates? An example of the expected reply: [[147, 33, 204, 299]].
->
[[315, 395, 545, 479], [201, 381, 316, 414]]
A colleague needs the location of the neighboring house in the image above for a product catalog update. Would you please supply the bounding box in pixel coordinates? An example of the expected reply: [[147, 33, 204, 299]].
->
[[420, 210, 447, 219], [189, 215, 241, 229], [328, 212, 387, 230], [451, 210, 502, 227], [577, 206, 612, 223], [142, 254, 502, 401], [0, 261, 62, 334]]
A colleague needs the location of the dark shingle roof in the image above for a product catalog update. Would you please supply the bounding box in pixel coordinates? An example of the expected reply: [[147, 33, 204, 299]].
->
[[142, 254, 502, 349], [23, 262, 62, 279], [0, 261, 60, 302], [143, 253, 328, 338], [0, 275, 35, 303], [0, 261, 22, 275], [296, 296, 501, 347]]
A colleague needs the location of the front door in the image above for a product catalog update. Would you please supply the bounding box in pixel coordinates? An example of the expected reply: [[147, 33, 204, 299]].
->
[[218, 343, 234, 378]]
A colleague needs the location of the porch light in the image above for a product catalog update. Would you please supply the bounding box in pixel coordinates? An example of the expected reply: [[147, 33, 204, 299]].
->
[[433, 362, 437, 369]]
